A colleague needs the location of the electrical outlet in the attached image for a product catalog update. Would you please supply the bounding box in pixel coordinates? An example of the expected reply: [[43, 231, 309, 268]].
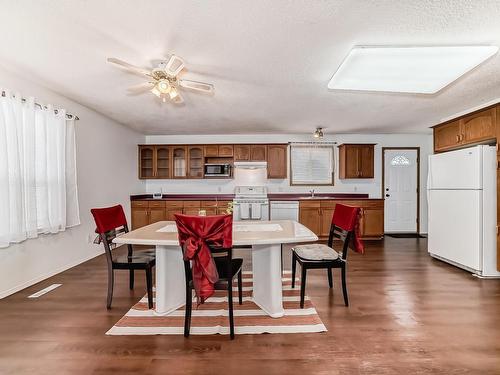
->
[[217, 186, 222, 192]]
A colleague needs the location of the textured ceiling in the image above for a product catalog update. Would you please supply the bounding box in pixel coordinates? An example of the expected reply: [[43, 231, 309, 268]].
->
[[1, 0, 500, 135]]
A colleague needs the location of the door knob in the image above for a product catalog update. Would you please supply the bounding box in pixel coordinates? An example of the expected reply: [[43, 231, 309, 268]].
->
[[385, 194, 390, 197]]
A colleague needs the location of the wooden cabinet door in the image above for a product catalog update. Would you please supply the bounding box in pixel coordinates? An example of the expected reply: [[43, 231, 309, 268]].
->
[[360, 208, 384, 238], [299, 202, 321, 234], [165, 208, 183, 220], [188, 146, 204, 178], [462, 108, 496, 144], [320, 208, 334, 237], [359, 145, 374, 178], [155, 146, 170, 179], [234, 145, 250, 161], [267, 144, 287, 179], [339, 144, 360, 178], [149, 207, 165, 224], [250, 145, 267, 161], [204, 145, 219, 157], [172, 146, 187, 178], [218, 145, 234, 157], [131, 201, 149, 229], [434, 120, 462, 152], [138, 146, 155, 179]]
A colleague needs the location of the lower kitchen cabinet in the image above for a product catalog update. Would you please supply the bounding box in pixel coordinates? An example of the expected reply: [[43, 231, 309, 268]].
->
[[298, 199, 384, 239], [131, 199, 232, 229]]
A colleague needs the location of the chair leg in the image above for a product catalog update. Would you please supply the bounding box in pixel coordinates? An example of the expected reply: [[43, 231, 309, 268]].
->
[[129, 269, 134, 290], [291, 251, 297, 289], [237, 271, 243, 305], [145, 267, 153, 309], [106, 267, 114, 309], [184, 287, 192, 338], [300, 265, 307, 309], [341, 264, 349, 307], [327, 267, 333, 288], [228, 281, 235, 339]]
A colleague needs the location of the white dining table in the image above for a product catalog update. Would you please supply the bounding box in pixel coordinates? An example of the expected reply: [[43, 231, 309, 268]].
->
[[113, 220, 317, 318]]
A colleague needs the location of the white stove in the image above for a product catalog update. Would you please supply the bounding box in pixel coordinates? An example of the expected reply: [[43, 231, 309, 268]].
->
[[233, 186, 269, 221]]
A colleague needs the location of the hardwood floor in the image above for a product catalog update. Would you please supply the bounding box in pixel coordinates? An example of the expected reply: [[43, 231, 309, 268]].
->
[[1, 238, 499, 374]]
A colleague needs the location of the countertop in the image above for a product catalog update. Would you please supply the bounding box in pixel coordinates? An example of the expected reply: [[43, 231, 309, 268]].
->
[[130, 193, 375, 201]]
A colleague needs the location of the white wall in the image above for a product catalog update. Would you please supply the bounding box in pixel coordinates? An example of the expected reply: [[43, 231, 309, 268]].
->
[[0, 66, 145, 298], [145, 134, 433, 233]]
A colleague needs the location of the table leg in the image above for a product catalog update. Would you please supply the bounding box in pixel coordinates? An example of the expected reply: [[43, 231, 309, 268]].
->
[[252, 243, 285, 318], [155, 245, 186, 315]]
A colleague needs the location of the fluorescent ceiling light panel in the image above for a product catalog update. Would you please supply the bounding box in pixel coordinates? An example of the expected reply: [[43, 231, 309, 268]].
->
[[328, 46, 498, 94]]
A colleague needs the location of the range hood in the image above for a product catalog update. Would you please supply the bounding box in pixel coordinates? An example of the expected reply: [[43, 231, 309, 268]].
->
[[233, 161, 267, 169]]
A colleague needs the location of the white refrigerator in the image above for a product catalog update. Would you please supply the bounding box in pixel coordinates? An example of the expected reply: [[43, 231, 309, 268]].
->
[[427, 145, 500, 277]]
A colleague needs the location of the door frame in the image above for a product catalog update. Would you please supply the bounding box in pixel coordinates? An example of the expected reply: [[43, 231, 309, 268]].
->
[[381, 147, 421, 234]]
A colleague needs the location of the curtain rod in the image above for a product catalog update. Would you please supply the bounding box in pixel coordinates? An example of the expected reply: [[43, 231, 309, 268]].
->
[[1, 91, 79, 120]]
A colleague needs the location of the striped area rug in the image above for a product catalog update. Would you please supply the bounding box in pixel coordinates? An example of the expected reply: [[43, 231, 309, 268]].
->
[[107, 271, 327, 335]]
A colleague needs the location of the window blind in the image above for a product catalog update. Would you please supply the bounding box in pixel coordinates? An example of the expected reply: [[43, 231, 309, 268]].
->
[[290, 144, 334, 185]]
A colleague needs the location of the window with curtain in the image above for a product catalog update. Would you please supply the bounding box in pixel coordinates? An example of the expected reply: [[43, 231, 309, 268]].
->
[[0, 90, 80, 248], [290, 143, 335, 185]]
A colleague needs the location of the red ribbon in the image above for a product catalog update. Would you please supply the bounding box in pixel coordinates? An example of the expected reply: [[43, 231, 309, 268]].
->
[[174, 214, 233, 304]]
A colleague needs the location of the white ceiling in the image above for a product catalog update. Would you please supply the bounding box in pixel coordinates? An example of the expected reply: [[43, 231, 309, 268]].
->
[[1, 0, 500, 135]]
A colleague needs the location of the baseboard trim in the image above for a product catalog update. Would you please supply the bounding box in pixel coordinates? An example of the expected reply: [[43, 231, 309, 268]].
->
[[0, 249, 104, 299]]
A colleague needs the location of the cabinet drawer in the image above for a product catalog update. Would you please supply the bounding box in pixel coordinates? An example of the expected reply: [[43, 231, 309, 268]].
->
[[299, 200, 321, 208], [148, 201, 166, 208], [320, 200, 337, 208], [131, 200, 149, 208], [183, 200, 201, 208], [165, 200, 184, 208]]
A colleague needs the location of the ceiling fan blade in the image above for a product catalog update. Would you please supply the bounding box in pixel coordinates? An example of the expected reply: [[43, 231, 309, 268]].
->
[[179, 79, 214, 93], [107, 58, 151, 77], [164, 54, 185, 77], [127, 82, 155, 94]]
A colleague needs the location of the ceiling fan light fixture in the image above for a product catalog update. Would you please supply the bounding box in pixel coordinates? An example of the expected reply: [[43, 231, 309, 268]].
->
[[157, 79, 171, 94], [169, 87, 179, 99], [151, 85, 161, 98], [314, 127, 324, 139]]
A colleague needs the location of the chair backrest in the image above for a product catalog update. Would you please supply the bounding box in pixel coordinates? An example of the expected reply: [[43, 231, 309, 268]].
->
[[327, 204, 361, 260], [174, 214, 233, 282], [90, 204, 131, 263]]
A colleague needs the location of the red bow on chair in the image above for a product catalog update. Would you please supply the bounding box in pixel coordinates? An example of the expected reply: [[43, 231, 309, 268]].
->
[[174, 214, 233, 304]]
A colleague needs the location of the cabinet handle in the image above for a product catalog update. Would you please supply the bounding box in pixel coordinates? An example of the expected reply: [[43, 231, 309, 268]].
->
[[456, 135, 460, 143]]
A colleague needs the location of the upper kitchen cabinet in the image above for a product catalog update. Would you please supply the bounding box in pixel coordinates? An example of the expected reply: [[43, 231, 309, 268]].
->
[[250, 144, 267, 161], [204, 144, 233, 157], [138, 145, 155, 179], [155, 146, 170, 178], [188, 146, 204, 178], [462, 108, 496, 145], [267, 144, 288, 179], [234, 145, 251, 161], [433, 120, 462, 152], [338, 144, 375, 179], [433, 106, 497, 153], [218, 144, 234, 157], [204, 145, 219, 157], [172, 146, 187, 178], [139, 145, 170, 179]]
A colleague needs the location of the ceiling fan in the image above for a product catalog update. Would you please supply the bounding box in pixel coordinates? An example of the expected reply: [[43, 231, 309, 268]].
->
[[107, 55, 214, 104]]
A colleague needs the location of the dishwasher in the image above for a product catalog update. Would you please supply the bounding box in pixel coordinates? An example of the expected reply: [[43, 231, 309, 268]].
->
[[270, 201, 299, 221]]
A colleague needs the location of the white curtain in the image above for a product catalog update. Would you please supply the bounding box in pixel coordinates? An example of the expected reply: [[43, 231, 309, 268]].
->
[[0, 90, 80, 248]]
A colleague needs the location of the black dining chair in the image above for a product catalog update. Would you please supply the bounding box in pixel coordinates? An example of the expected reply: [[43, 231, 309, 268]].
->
[[175, 214, 243, 339], [291, 204, 362, 308], [91, 205, 156, 309]]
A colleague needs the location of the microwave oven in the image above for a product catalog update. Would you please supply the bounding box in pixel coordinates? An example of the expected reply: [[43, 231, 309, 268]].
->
[[204, 163, 231, 177]]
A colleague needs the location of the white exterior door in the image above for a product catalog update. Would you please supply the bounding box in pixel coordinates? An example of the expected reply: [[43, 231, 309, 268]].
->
[[384, 149, 418, 233]]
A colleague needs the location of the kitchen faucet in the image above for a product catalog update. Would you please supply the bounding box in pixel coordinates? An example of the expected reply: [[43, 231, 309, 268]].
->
[[309, 189, 315, 198]]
